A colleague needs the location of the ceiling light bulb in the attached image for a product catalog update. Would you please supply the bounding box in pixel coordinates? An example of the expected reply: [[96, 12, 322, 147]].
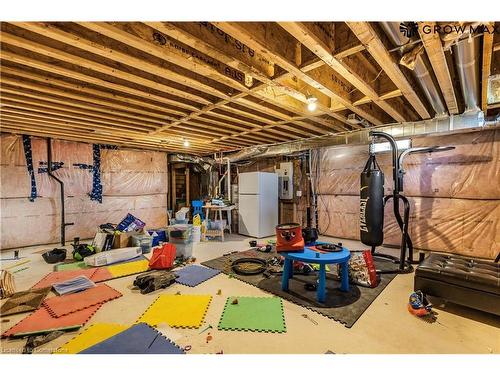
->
[[306, 95, 318, 112], [183, 139, 190, 147]]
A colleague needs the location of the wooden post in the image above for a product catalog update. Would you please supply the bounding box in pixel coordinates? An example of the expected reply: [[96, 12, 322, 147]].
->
[[186, 166, 190, 208], [172, 167, 177, 212]]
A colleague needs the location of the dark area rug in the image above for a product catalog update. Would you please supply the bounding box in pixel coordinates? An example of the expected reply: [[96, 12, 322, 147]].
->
[[202, 249, 398, 328]]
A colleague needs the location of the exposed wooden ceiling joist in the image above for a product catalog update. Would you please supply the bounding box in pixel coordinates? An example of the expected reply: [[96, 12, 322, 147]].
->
[[1, 22, 496, 154], [346, 22, 431, 119], [277, 22, 409, 123], [418, 22, 459, 115]]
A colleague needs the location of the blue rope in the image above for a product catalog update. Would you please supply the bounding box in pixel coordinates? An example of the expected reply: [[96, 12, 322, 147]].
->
[[22, 135, 37, 202], [73, 163, 94, 171], [38, 161, 64, 174], [89, 144, 103, 203]]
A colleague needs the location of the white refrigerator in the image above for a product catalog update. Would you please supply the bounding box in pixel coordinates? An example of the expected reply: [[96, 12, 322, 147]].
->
[[238, 172, 278, 238]]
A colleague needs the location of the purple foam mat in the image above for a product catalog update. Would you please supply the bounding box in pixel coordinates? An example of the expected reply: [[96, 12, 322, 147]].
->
[[174, 265, 221, 287], [79, 323, 185, 354]]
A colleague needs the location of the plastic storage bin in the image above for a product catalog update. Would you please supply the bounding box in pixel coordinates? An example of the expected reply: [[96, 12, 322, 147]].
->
[[192, 226, 201, 243], [131, 234, 154, 254], [167, 224, 193, 259]]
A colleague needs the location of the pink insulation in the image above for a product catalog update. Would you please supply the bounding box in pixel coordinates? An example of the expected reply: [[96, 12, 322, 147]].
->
[[1, 134, 168, 250], [317, 129, 499, 259]]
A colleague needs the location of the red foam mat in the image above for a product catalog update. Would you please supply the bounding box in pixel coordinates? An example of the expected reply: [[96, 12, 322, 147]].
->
[[32, 268, 113, 289], [1, 304, 101, 338], [42, 284, 122, 318]]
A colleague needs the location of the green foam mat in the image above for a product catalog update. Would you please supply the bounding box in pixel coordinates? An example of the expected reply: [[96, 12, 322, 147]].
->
[[218, 297, 286, 333], [55, 261, 88, 271]]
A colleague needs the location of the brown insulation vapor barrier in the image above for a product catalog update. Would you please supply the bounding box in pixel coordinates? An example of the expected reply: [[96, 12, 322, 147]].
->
[[316, 128, 499, 259], [0, 134, 168, 250]]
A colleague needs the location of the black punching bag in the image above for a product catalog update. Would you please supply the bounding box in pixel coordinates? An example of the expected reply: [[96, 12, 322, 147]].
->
[[360, 154, 384, 246]]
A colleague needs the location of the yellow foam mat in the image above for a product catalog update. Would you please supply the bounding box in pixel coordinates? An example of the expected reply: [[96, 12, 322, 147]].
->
[[137, 294, 212, 328], [107, 259, 149, 278], [56, 323, 128, 354]]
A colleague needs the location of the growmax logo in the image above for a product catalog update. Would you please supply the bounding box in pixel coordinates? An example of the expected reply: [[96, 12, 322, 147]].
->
[[399, 22, 419, 38], [399, 22, 499, 37], [420, 23, 499, 35]]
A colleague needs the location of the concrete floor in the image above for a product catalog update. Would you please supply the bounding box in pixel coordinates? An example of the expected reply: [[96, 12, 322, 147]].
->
[[1, 234, 499, 354]]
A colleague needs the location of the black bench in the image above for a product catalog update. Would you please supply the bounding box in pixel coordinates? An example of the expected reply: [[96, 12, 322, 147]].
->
[[415, 253, 500, 316]]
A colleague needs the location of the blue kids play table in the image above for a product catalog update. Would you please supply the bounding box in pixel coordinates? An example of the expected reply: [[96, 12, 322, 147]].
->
[[281, 245, 351, 303]]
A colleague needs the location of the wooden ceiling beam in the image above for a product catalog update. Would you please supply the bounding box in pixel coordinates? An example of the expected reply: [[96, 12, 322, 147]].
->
[[1, 27, 214, 106], [235, 97, 332, 136], [481, 23, 495, 113], [220, 101, 327, 138], [76, 22, 251, 94], [84, 22, 344, 135], [0, 91, 161, 130], [0, 79, 177, 126], [0, 124, 175, 152], [11, 22, 231, 103], [0, 116, 218, 152], [250, 90, 345, 133], [0, 123, 217, 154], [1, 109, 157, 137], [193, 115, 286, 143], [0, 81, 257, 145], [418, 22, 459, 115], [279, 22, 408, 123], [0, 66, 189, 118], [346, 22, 431, 119], [0, 50, 202, 113], [215, 22, 381, 126], [153, 22, 351, 130], [218, 105, 310, 140], [206, 118, 307, 145], [0, 104, 262, 149]]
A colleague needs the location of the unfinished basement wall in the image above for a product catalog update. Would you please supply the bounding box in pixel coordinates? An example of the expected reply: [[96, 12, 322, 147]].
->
[[0, 134, 168, 250], [316, 128, 499, 260]]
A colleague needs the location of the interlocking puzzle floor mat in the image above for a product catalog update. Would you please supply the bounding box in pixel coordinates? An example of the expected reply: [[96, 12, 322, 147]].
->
[[174, 264, 221, 287], [137, 294, 212, 328], [0, 287, 51, 316], [32, 269, 103, 289], [42, 284, 122, 318], [57, 323, 128, 354], [218, 296, 286, 333], [202, 249, 398, 328], [32, 259, 150, 289], [2, 303, 101, 338], [55, 255, 147, 271], [79, 323, 185, 354], [107, 259, 150, 278]]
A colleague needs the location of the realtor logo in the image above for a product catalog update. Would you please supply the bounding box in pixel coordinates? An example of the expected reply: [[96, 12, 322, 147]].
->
[[399, 22, 418, 38]]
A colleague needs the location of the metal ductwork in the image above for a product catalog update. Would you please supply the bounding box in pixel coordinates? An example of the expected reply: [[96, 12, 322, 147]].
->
[[380, 22, 448, 117], [453, 37, 481, 112], [168, 154, 215, 171], [222, 110, 490, 162]]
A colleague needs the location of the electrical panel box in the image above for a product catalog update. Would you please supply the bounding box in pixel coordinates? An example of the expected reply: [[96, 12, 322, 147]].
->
[[276, 162, 294, 200]]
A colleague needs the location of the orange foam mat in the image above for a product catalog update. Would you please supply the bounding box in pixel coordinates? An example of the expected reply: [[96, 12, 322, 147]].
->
[[31, 268, 113, 289], [42, 284, 122, 318], [1, 304, 101, 338], [91, 268, 115, 283]]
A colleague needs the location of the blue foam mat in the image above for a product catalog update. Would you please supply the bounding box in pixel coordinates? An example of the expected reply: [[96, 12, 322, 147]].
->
[[79, 323, 185, 354], [174, 264, 221, 287]]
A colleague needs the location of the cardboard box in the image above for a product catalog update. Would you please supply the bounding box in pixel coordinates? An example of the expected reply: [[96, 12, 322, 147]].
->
[[112, 232, 135, 249]]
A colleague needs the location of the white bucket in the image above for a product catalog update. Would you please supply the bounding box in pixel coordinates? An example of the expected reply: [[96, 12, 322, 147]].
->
[[192, 226, 201, 243]]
